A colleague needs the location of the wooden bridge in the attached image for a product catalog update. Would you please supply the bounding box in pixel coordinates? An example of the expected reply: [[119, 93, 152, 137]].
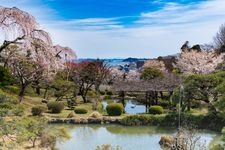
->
[[111, 74, 182, 92]]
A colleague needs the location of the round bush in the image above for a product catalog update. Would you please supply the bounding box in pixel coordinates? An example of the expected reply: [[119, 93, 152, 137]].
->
[[47, 102, 64, 113], [31, 106, 46, 116], [74, 108, 88, 114], [0, 66, 14, 87], [12, 105, 25, 116], [149, 105, 163, 115], [106, 103, 123, 116]]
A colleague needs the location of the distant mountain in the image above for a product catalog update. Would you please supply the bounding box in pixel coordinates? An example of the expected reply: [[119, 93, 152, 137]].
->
[[123, 57, 149, 62]]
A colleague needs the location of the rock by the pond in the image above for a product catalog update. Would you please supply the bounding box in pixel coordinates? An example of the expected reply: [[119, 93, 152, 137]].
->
[[48, 116, 121, 124], [88, 117, 102, 124]]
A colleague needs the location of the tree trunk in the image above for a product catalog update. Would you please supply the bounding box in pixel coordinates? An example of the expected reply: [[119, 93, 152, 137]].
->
[[36, 87, 40, 95], [82, 95, 87, 103], [160, 91, 164, 99], [19, 85, 26, 103], [32, 138, 37, 148], [145, 92, 148, 113], [43, 88, 48, 100]]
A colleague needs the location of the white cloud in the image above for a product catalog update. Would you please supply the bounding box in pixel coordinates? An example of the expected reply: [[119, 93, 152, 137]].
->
[[1, 0, 225, 58]]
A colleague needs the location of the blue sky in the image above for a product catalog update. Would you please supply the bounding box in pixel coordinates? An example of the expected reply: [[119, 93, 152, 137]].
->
[[1, 0, 225, 58]]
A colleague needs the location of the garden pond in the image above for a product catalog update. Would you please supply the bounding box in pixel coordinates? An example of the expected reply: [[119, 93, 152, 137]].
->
[[56, 124, 219, 150]]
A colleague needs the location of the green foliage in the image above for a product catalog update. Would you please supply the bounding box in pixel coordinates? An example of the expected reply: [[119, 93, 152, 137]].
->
[[40, 126, 70, 149], [74, 107, 88, 114], [105, 90, 113, 96], [47, 101, 64, 113], [0, 119, 19, 148], [31, 106, 46, 116], [120, 115, 164, 126], [149, 105, 164, 115], [11, 105, 25, 116], [99, 90, 105, 95], [103, 95, 111, 100], [0, 94, 17, 104], [3, 86, 19, 94], [173, 72, 225, 112], [121, 112, 225, 131], [0, 66, 14, 87], [17, 117, 47, 147], [210, 144, 224, 150], [140, 67, 163, 80], [67, 98, 76, 110], [0, 108, 9, 117], [53, 79, 75, 101], [172, 67, 182, 74], [0, 94, 23, 117], [158, 100, 170, 108], [106, 103, 124, 116]]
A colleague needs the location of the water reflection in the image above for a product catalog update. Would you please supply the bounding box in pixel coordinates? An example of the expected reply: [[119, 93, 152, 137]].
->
[[102, 100, 146, 114], [56, 125, 217, 150]]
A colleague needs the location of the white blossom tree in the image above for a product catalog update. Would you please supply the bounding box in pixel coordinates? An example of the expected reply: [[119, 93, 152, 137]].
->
[[175, 50, 225, 74], [0, 6, 77, 101]]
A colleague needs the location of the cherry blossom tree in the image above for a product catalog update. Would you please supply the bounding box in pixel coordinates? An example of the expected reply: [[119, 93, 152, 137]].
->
[[0, 6, 76, 71], [174, 50, 225, 74], [9, 54, 45, 102], [0, 6, 77, 101]]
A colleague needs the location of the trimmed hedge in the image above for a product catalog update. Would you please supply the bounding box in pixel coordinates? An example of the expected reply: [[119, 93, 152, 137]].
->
[[121, 112, 225, 131], [149, 105, 163, 115], [74, 108, 88, 114], [120, 115, 164, 126], [31, 106, 46, 116], [47, 101, 64, 113], [106, 103, 123, 116]]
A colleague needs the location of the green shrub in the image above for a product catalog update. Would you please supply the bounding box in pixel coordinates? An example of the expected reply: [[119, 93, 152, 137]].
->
[[210, 144, 224, 150], [106, 103, 123, 116], [3, 86, 19, 94], [74, 107, 88, 114], [103, 95, 111, 100], [99, 91, 105, 95], [0, 94, 17, 104], [0, 66, 14, 87], [11, 105, 25, 116], [47, 102, 64, 113], [0, 108, 9, 117], [120, 115, 164, 126], [0, 103, 13, 109], [140, 67, 163, 80], [105, 90, 113, 96], [67, 98, 76, 110], [31, 106, 46, 116], [159, 100, 170, 108], [149, 105, 164, 114]]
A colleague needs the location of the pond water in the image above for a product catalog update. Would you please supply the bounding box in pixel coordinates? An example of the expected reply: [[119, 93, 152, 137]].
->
[[102, 100, 146, 114], [56, 125, 218, 150]]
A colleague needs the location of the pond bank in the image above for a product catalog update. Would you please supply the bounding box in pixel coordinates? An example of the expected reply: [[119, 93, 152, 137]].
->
[[48, 116, 121, 124], [48, 112, 225, 132]]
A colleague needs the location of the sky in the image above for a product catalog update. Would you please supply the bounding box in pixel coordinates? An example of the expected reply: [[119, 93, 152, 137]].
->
[[1, 0, 225, 58]]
